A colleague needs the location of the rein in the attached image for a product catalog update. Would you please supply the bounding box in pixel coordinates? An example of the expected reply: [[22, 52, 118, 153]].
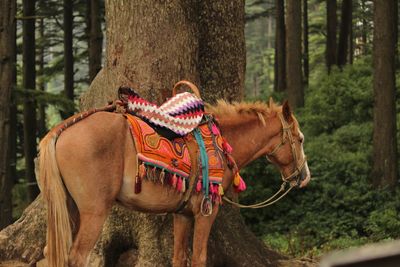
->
[[223, 181, 294, 209], [223, 112, 306, 209]]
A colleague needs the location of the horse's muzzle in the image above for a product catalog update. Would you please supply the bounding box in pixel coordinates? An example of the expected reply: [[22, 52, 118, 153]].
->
[[298, 161, 311, 188]]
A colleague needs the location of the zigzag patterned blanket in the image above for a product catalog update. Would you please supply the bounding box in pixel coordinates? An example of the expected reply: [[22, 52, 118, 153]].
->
[[119, 87, 204, 137]]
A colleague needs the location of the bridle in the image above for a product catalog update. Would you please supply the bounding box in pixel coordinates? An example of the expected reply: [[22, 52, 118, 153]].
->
[[266, 112, 307, 186], [222, 112, 308, 209]]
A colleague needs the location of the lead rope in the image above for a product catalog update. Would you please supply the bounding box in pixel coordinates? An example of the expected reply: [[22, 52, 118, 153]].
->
[[222, 182, 294, 209]]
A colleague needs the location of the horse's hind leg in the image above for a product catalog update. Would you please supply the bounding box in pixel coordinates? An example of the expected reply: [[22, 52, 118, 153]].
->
[[173, 214, 192, 267], [191, 204, 219, 267], [56, 113, 127, 266], [68, 208, 110, 266], [62, 169, 120, 267]]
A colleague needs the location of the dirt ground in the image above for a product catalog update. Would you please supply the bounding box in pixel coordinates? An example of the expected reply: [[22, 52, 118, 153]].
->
[[0, 257, 318, 267]]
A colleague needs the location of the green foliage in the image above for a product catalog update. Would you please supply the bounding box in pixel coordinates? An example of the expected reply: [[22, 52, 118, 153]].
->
[[240, 59, 400, 257]]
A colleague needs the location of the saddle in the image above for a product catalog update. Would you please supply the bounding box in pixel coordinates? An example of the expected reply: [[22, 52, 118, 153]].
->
[[118, 81, 234, 214]]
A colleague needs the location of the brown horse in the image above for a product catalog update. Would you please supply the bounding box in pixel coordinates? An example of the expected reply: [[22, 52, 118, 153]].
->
[[38, 97, 310, 267]]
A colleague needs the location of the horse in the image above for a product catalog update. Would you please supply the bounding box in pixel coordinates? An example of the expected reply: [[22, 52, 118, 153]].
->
[[38, 94, 310, 267]]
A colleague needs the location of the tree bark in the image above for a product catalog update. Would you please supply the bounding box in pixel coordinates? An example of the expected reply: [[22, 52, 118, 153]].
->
[[303, 0, 309, 85], [326, 0, 337, 72], [37, 18, 47, 138], [0, 0, 16, 229], [349, 3, 354, 65], [63, 0, 74, 117], [372, 0, 398, 188], [0, 0, 287, 266], [361, 0, 368, 55], [274, 0, 286, 92], [88, 0, 103, 83], [197, 1, 246, 103], [22, 0, 40, 202], [337, 0, 352, 67], [285, 0, 304, 108]]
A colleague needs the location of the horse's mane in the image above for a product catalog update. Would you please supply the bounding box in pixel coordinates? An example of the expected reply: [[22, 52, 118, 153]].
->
[[205, 99, 281, 126]]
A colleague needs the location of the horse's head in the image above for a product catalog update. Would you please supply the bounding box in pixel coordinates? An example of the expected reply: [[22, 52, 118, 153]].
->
[[264, 99, 311, 188]]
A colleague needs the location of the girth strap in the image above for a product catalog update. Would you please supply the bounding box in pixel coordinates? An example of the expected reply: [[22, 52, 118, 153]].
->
[[175, 133, 199, 213]]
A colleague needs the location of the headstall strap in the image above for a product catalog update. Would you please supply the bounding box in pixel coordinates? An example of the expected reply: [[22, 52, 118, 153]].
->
[[224, 111, 306, 209], [266, 112, 305, 186]]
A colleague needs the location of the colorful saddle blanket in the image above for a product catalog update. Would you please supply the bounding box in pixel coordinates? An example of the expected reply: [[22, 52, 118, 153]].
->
[[126, 114, 225, 200], [119, 87, 204, 137]]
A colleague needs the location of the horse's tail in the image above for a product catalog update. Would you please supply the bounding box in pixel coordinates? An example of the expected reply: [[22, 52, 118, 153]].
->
[[39, 132, 72, 267], [38, 103, 117, 266]]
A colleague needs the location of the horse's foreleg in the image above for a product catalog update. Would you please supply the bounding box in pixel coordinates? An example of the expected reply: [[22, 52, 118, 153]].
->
[[191, 204, 219, 267], [173, 214, 192, 267]]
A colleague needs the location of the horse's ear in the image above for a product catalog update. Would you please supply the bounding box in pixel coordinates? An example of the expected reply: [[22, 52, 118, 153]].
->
[[282, 100, 292, 122], [269, 97, 274, 108]]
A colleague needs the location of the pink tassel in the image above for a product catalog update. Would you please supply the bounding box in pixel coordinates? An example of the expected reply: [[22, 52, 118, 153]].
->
[[196, 181, 202, 192], [139, 163, 146, 178], [222, 139, 233, 153], [237, 177, 247, 192], [210, 183, 215, 194], [211, 124, 220, 135], [177, 177, 183, 192], [215, 184, 220, 194], [172, 174, 177, 188]]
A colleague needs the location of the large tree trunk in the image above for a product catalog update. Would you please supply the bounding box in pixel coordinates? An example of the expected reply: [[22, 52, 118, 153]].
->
[[88, 0, 103, 83], [285, 0, 304, 108], [197, 1, 245, 103], [63, 0, 74, 117], [337, 0, 352, 67], [0, 0, 16, 229], [22, 0, 40, 202], [274, 0, 286, 92], [326, 0, 337, 72], [372, 0, 398, 188], [303, 0, 309, 85], [37, 18, 47, 138], [361, 0, 368, 55]]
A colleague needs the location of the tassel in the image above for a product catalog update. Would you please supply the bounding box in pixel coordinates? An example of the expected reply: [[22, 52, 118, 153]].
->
[[210, 183, 215, 194], [181, 178, 186, 192], [218, 184, 224, 196], [196, 181, 202, 192], [172, 174, 177, 188], [233, 173, 240, 187], [159, 169, 165, 184], [238, 176, 247, 192], [151, 167, 157, 181], [222, 138, 233, 153], [139, 163, 146, 178], [215, 184, 219, 194], [165, 173, 171, 185], [211, 123, 220, 135], [177, 177, 183, 192], [135, 175, 142, 194]]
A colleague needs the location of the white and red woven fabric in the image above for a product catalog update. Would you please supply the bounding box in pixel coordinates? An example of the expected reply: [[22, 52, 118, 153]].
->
[[119, 87, 205, 136]]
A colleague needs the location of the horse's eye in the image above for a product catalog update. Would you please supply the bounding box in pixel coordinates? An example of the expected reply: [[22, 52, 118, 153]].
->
[[299, 138, 304, 144]]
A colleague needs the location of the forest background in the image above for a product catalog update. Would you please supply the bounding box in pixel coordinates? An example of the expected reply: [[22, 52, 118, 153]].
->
[[0, 0, 399, 261]]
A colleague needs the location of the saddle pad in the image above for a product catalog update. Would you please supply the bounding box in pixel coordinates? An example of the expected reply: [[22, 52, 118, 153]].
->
[[126, 114, 225, 184], [120, 87, 205, 136]]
